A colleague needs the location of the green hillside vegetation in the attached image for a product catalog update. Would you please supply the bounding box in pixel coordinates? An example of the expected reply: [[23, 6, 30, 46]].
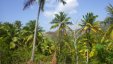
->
[[0, 1, 113, 64]]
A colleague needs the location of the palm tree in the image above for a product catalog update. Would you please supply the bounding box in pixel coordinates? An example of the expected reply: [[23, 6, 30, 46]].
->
[[80, 12, 98, 64], [0, 22, 22, 64], [105, 4, 113, 39], [0, 21, 23, 49], [104, 4, 113, 25], [0, 22, 13, 64], [101, 4, 113, 43], [50, 12, 73, 63], [24, 0, 46, 62], [22, 20, 44, 46], [50, 12, 73, 36], [23, 0, 66, 62]]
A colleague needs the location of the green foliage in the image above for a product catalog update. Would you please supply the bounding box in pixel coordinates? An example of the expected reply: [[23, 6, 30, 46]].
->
[[1, 4, 113, 64]]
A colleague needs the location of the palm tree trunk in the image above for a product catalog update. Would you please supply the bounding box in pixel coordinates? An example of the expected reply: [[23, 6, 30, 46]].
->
[[30, 3, 41, 61], [86, 49, 89, 64], [75, 41, 78, 64], [76, 43, 78, 64], [74, 31, 78, 64], [86, 28, 90, 64]]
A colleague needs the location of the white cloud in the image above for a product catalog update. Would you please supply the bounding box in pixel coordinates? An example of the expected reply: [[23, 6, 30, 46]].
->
[[43, 0, 79, 18]]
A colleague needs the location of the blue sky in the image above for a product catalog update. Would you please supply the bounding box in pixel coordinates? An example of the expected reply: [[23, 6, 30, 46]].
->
[[0, 0, 113, 31]]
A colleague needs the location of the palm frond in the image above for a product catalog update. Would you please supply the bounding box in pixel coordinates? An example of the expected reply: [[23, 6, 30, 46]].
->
[[65, 22, 73, 25], [63, 17, 70, 22], [60, 0, 66, 5], [50, 24, 59, 29], [51, 18, 60, 24], [106, 4, 113, 16], [38, 0, 46, 11], [81, 12, 98, 27], [23, 0, 35, 10]]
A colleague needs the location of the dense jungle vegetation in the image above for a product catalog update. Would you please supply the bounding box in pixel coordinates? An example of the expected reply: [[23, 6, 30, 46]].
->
[[0, 0, 113, 64]]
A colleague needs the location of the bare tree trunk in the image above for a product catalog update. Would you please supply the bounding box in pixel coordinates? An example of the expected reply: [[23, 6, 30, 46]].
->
[[74, 30, 85, 64], [75, 42, 78, 64], [30, 3, 41, 62], [75, 41, 78, 64], [86, 28, 90, 64], [74, 31, 78, 64]]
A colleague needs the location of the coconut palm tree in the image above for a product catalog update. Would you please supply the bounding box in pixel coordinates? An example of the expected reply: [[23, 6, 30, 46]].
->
[[50, 12, 73, 43], [104, 4, 113, 25], [50, 12, 73, 63], [23, 0, 46, 62], [80, 12, 98, 64], [0, 22, 23, 64], [14, 21, 22, 29], [23, 0, 66, 62], [101, 4, 113, 43], [50, 12, 73, 36], [0, 22, 12, 64], [105, 4, 113, 39], [22, 20, 44, 47]]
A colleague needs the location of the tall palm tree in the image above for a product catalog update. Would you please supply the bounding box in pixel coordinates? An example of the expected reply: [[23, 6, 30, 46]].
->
[[23, 0, 66, 62], [24, 0, 46, 62], [50, 12, 73, 63], [50, 12, 73, 36], [14, 21, 22, 30], [104, 4, 113, 25], [80, 12, 98, 64], [101, 4, 113, 43], [81, 12, 98, 41], [105, 4, 113, 39]]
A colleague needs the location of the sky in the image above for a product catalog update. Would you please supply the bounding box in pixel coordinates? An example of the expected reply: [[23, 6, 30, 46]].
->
[[0, 0, 113, 31]]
